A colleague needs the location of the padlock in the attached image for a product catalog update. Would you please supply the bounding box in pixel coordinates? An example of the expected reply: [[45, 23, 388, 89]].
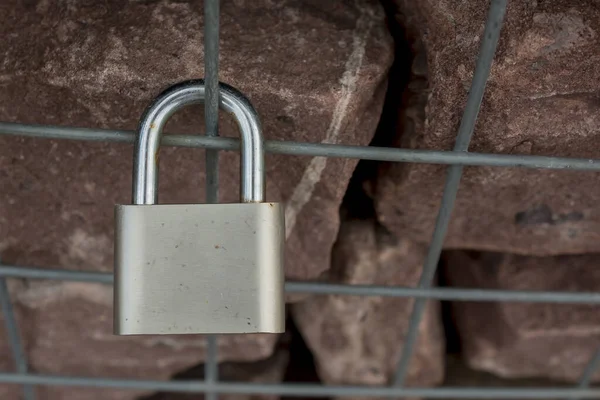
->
[[114, 79, 285, 335]]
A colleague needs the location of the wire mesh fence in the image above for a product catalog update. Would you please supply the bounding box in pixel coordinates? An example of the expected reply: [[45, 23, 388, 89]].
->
[[1, 0, 599, 398]]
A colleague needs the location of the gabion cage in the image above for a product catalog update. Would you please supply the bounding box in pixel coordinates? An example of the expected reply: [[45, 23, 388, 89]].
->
[[1, 0, 600, 398]]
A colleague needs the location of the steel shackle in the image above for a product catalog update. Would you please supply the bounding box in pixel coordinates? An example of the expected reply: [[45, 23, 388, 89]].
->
[[132, 79, 265, 204]]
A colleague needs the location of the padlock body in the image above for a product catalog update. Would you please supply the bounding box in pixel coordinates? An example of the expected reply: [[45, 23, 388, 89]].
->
[[114, 202, 285, 335]]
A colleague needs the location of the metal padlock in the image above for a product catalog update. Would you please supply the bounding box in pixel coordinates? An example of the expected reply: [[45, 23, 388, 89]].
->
[[114, 80, 285, 335]]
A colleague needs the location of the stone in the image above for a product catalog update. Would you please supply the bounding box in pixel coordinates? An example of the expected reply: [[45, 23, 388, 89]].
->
[[0, 0, 393, 280], [0, 279, 279, 400], [444, 250, 600, 382], [0, 0, 393, 397], [141, 339, 290, 400], [442, 354, 561, 400], [375, 0, 600, 255], [292, 216, 444, 396]]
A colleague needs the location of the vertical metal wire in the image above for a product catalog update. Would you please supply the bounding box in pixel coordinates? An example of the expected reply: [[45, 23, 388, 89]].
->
[[390, 0, 507, 390], [0, 277, 35, 400], [205, 0, 220, 202], [568, 349, 600, 400], [204, 1, 220, 399]]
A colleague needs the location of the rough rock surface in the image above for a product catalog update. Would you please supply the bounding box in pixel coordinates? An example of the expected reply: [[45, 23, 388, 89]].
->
[[445, 250, 600, 382], [292, 216, 445, 395], [376, 0, 600, 255], [0, 0, 392, 398], [440, 354, 564, 400], [0, 280, 279, 400], [141, 340, 290, 400]]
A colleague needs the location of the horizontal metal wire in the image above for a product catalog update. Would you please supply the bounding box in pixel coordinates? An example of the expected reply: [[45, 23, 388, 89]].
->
[[2, 122, 600, 171], [0, 372, 598, 399], [2, 264, 600, 304]]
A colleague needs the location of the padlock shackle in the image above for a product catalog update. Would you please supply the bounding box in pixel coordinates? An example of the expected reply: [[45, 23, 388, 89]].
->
[[133, 80, 265, 204]]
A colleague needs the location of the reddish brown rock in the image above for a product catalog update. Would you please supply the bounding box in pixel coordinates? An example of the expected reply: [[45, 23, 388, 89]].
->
[[141, 341, 290, 400], [442, 354, 564, 400], [376, 0, 600, 255], [292, 217, 445, 395], [445, 250, 600, 382], [0, 279, 279, 400], [0, 0, 392, 398], [0, 0, 392, 280]]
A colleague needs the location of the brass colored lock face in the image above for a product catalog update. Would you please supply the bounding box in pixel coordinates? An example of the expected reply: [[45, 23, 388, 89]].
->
[[114, 80, 285, 335]]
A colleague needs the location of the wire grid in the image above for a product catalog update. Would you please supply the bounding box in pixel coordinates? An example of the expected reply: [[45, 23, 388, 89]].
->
[[1, 0, 600, 398]]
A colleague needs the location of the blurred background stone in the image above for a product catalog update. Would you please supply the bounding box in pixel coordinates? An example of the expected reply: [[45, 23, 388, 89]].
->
[[376, 0, 600, 256], [140, 339, 290, 400], [444, 250, 600, 382], [0, 0, 393, 398], [433, 354, 568, 400], [0, 279, 279, 400]]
